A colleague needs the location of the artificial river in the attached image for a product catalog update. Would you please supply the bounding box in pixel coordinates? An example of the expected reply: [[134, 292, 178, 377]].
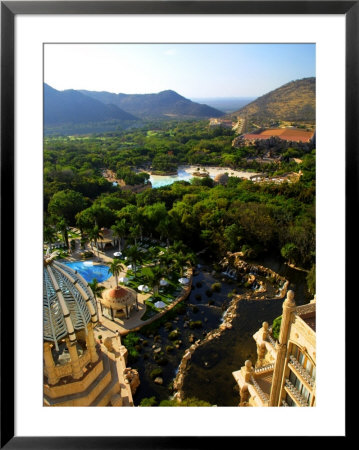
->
[[131, 255, 309, 406]]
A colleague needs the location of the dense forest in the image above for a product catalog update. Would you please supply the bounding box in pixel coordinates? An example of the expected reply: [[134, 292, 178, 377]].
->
[[44, 119, 316, 286]]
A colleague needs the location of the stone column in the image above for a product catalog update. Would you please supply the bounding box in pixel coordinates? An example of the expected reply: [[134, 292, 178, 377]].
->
[[239, 385, 250, 405], [269, 291, 296, 406], [262, 321, 269, 340], [43, 342, 59, 385], [86, 324, 99, 363], [243, 360, 253, 383], [66, 338, 83, 380], [279, 290, 296, 345], [257, 342, 267, 366]]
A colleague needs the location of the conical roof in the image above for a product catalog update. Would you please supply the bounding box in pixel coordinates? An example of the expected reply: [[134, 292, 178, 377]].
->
[[43, 257, 98, 350], [101, 286, 137, 309]]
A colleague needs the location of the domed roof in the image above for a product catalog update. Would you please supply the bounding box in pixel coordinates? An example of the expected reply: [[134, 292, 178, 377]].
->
[[43, 257, 98, 350], [101, 286, 137, 309], [214, 173, 229, 184]]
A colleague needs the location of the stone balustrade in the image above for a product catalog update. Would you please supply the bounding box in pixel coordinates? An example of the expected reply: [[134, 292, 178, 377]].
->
[[296, 302, 316, 316], [289, 355, 315, 388], [254, 363, 275, 374], [266, 331, 277, 347], [45, 350, 91, 380], [250, 375, 269, 404], [285, 379, 309, 406]]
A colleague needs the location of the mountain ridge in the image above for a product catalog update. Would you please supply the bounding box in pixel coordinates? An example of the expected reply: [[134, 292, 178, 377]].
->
[[232, 77, 316, 126], [44, 84, 138, 125], [78, 88, 224, 119]]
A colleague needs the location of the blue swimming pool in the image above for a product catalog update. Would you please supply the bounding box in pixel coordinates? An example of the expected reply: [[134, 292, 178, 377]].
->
[[63, 261, 111, 283]]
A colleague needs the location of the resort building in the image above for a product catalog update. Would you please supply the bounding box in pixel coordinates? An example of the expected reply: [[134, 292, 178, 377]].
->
[[233, 290, 316, 407], [43, 255, 137, 406], [209, 118, 234, 128], [232, 128, 315, 149], [99, 286, 139, 320]]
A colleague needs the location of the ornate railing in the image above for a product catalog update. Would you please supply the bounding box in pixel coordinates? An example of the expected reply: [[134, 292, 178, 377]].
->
[[267, 332, 277, 347], [285, 379, 309, 407], [254, 363, 275, 374], [289, 355, 315, 388], [250, 375, 269, 404]]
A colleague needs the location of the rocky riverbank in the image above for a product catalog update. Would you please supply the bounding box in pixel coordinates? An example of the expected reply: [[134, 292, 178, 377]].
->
[[172, 261, 289, 403]]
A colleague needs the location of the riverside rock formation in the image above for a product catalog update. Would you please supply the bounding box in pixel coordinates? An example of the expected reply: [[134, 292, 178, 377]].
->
[[172, 259, 289, 402]]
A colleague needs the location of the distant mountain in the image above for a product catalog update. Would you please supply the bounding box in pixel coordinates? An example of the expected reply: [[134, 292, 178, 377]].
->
[[233, 78, 316, 125], [191, 97, 256, 113], [44, 84, 138, 126], [79, 89, 224, 119]]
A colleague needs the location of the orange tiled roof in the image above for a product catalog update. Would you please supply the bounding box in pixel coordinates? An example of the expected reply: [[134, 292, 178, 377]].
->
[[243, 128, 314, 143]]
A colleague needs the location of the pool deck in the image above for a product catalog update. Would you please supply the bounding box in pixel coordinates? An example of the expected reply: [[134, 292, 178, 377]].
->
[[63, 242, 191, 338]]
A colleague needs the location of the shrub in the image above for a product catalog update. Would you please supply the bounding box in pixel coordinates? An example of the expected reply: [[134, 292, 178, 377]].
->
[[134, 344, 142, 352], [159, 397, 211, 406], [123, 332, 141, 362], [140, 396, 157, 406], [166, 345, 174, 353], [211, 282, 221, 292], [97, 335, 102, 340], [189, 320, 202, 329], [272, 316, 282, 340], [164, 322, 172, 331], [169, 329, 180, 340], [150, 368, 163, 379], [154, 335, 161, 343], [142, 340, 148, 346]]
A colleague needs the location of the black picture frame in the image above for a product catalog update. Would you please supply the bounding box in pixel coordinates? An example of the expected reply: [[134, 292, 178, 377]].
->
[[1, 1, 353, 447]]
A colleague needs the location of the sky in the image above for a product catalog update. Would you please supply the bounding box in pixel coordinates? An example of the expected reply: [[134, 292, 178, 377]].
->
[[44, 43, 315, 99]]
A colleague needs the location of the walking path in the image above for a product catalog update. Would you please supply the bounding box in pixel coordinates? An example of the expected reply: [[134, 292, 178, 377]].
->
[[65, 240, 192, 337]]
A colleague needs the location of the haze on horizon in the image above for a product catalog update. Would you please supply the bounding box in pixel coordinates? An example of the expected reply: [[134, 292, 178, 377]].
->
[[44, 43, 315, 99]]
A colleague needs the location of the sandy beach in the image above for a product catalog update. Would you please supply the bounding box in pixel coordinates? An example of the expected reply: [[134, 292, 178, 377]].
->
[[178, 165, 261, 179]]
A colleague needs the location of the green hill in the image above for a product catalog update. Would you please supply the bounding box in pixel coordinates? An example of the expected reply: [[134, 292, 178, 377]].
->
[[79, 89, 224, 119], [233, 77, 315, 126]]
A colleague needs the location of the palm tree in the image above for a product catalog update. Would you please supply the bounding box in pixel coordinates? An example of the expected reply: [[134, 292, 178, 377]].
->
[[159, 248, 175, 276], [88, 225, 103, 259], [174, 251, 196, 277], [107, 259, 124, 288], [44, 226, 57, 251], [126, 244, 143, 277], [129, 224, 141, 246], [111, 219, 127, 252], [156, 217, 172, 247], [142, 266, 163, 297], [56, 218, 69, 249], [88, 278, 106, 310]]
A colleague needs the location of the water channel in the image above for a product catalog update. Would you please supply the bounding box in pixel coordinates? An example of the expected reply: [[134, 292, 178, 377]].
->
[[132, 256, 309, 406]]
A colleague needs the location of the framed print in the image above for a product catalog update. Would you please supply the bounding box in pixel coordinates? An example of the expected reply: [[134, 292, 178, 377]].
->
[[1, 1, 354, 446]]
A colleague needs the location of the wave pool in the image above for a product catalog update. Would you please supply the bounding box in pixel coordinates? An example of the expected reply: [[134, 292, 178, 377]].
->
[[63, 261, 111, 283]]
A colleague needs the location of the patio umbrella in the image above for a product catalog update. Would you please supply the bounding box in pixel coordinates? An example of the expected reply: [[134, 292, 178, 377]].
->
[[154, 301, 166, 309], [160, 279, 169, 287], [113, 251, 122, 257], [119, 277, 129, 284], [178, 277, 189, 285], [138, 285, 149, 293], [127, 264, 132, 270]]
